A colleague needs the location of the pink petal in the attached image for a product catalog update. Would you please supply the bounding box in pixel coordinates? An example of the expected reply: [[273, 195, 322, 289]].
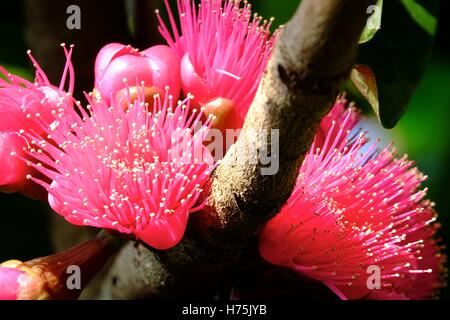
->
[[136, 211, 189, 250]]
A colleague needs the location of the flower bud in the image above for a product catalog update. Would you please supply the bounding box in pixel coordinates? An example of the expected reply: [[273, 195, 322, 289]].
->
[[202, 97, 239, 132], [0, 232, 121, 300], [94, 43, 136, 80], [179, 53, 210, 105], [0, 262, 48, 300], [94, 43, 180, 105]]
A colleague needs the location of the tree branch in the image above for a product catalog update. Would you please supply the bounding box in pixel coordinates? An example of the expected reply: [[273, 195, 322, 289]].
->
[[94, 0, 376, 299]]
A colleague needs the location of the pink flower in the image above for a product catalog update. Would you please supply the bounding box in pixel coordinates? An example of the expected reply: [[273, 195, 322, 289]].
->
[[26, 87, 215, 250], [0, 232, 118, 300], [0, 45, 74, 199], [94, 43, 181, 106], [157, 0, 278, 131], [313, 95, 359, 153], [259, 101, 445, 300]]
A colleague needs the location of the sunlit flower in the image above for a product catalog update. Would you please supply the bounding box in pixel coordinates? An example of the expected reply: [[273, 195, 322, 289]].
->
[[157, 0, 278, 131], [0, 45, 74, 199], [259, 101, 446, 300], [26, 87, 215, 250]]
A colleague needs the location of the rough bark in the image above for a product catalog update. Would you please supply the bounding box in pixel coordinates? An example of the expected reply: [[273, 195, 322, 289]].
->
[[96, 0, 376, 299]]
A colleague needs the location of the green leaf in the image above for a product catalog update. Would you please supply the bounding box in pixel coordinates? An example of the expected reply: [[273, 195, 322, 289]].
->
[[350, 65, 380, 117], [359, 0, 384, 44], [357, 0, 440, 128], [400, 0, 438, 36], [254, 0, 301, 27]]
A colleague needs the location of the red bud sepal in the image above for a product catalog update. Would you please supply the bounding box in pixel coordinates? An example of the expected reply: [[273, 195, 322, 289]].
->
[[0, 231, 123, 300]]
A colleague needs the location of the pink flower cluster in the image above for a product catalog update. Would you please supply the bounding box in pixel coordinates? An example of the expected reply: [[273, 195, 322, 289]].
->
[[0, 0, 445, 300], [1, 0, 277, 250]]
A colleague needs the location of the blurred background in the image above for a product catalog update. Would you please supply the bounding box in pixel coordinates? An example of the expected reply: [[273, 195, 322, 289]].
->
[[1, 0, 449, 299]]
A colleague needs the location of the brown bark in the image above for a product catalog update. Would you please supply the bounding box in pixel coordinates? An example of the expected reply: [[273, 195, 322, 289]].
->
[[95, 0, 376, 299]]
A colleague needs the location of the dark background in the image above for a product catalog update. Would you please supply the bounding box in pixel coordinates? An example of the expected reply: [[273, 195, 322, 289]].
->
[[1, 0, 449, 299]]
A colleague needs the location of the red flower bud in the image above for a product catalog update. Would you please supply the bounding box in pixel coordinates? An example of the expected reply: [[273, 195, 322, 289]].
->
[[94, 43, 181, 105], [0, 232, 121, 300]]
